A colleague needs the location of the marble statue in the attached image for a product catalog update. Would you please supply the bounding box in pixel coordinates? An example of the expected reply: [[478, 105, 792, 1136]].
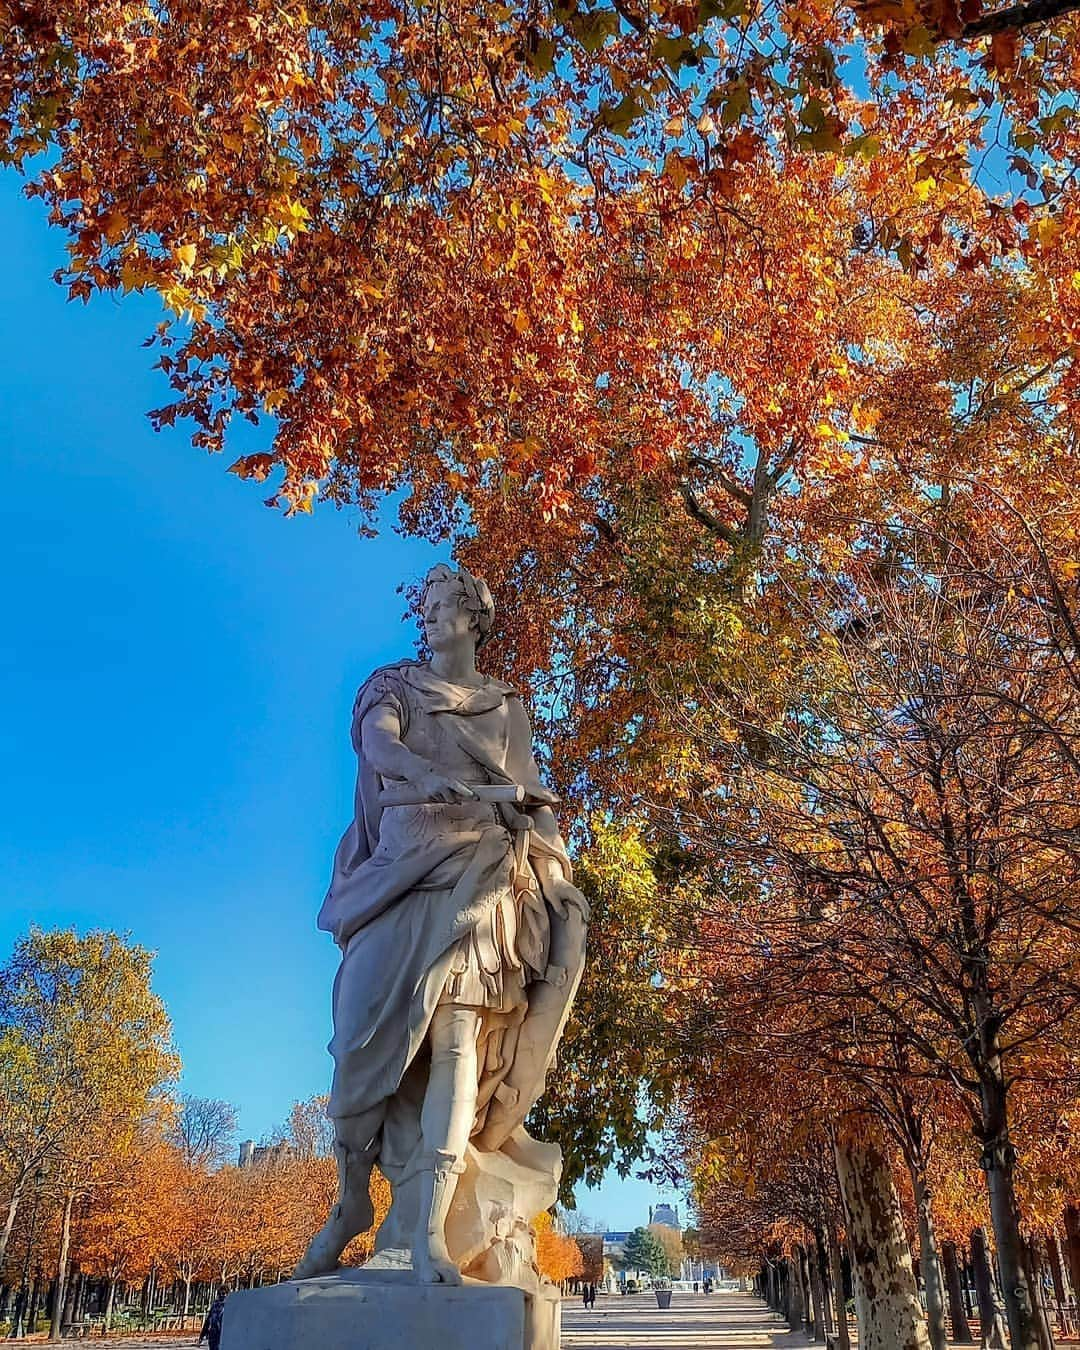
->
[[294, 562, 589, 1293]]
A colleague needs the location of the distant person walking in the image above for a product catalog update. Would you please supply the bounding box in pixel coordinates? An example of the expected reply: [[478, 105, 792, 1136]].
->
[[199, 1290, 228, 1350]]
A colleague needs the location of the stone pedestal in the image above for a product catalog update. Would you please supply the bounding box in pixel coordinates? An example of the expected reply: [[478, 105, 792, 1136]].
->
[[220, 1268, 560, 1350]]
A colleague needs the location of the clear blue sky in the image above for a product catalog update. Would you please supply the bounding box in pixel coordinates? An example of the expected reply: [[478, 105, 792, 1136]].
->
[[1, 170, 675, 1231]]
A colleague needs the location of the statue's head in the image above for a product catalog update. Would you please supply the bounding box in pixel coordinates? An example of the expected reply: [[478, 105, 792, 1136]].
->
[[421, 563, 495, 653]]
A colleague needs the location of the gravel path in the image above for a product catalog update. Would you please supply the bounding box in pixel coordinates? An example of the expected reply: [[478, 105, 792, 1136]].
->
[[563, 1288, 810, 1350]]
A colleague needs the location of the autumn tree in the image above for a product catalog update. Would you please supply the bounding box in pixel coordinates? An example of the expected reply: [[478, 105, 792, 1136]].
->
[[3, 0, 1079, 555], [648, 1222, 684, 1277], [659, 498, 1080, 1350], [532, 1210, 585, 1286], [77, 1129, 188, 1327], [169, 1095, 237, 1169], [0, 928, 178, 1337], [529, 821, 686, 1197]]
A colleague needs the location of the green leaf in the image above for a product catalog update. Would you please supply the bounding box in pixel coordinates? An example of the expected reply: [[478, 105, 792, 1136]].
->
[[574, 10, 620, 52], [901, 24, 934, 56], [844, 132, 881, 161], [652, 34, 696, 71], [720, 81, 750, 126], [600, 94, 647, 137], [798, 97, 826, 132], [527, 37, 557, 74]]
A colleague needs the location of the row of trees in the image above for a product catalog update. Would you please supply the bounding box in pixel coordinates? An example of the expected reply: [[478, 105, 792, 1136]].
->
[[532, 484, 1080, 1350]]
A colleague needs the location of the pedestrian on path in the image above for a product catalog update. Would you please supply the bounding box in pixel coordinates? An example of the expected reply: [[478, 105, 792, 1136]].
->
[[199, 1289, 228, 1350]]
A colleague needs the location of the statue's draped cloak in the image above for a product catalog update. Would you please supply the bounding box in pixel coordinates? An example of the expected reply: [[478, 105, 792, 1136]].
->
[[316, 662, 571, 1160]]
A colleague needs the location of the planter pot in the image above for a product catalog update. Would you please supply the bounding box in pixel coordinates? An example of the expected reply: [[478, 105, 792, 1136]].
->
[[655, 1291, 672, 1310]]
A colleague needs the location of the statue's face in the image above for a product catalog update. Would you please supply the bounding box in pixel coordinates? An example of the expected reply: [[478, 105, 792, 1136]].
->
[[422, 580, 476, 652]]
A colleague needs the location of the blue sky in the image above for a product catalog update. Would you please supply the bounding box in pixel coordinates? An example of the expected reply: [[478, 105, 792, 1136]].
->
[[1, 170, 674, 1230]]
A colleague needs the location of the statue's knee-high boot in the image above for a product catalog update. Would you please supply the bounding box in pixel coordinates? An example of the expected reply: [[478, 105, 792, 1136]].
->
[[413, 1148, 465, 1284]]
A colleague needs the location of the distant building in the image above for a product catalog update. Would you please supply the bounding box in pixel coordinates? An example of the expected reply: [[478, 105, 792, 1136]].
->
[[238, 1139, 292, 1169], [650, 1201, 680, 1229], [602, 1231, 631, 1263]]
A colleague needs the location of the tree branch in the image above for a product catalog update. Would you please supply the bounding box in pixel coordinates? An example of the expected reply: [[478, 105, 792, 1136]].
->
[[678, 482, 738, 542], [963, 0, 1080, 34]]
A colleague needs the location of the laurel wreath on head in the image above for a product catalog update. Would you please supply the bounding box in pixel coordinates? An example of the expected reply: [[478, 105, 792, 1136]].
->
[[423, 562, 496, 646]]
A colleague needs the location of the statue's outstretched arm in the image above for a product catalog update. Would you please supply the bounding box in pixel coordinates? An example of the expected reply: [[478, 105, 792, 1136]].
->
[[360, 704, 476, 804]]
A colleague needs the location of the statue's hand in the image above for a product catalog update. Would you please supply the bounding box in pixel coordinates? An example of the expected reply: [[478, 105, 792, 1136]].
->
[[416, 770, 477, 804], [543, 875, 591, 923]]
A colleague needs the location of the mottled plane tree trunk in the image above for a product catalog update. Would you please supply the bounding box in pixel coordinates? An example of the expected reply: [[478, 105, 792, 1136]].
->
[[834, 1120, 930, 1350]]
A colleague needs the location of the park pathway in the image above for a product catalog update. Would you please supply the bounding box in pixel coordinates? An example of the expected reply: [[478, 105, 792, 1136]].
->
[[563, 1287, 805, 1350]]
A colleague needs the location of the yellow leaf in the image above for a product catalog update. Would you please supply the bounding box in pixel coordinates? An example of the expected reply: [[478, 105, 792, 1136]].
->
[[1037, 216, 1061, 249]]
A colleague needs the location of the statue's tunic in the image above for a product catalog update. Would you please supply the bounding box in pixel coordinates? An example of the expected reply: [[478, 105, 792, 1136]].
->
[[317, 662, 571, 1153]]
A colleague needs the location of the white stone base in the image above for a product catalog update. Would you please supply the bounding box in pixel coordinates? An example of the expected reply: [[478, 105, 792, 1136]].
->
[[220, 1269, 560, 1350]]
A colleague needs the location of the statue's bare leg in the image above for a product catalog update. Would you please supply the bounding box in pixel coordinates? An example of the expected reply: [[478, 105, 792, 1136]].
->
[[293, 1106, 385, 1279], [413, 1005, 481, 1285]]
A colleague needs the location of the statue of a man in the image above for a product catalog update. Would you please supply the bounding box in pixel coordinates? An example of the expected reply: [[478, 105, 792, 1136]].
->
[[296, 563, 588, 1287]]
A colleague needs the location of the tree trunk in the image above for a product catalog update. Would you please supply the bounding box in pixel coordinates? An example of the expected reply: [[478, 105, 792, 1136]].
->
[[980, 1074, 1040, 1350], [0, 1182, 22, 1274], [944, 1241, 974, 1342], [910, 1157, 949, 1350], [815, 1229, 835, 1336], [62, 1270, 80, 1330], [834, 1121, 930, 1350], [972, 1227, 1008, 1350], [47, 1191, 75, 1342], [9, 1281, 27, 1337], [829, 1219, 852, 1350], [1063, 1208, 1080, 1303], [809, 1238, 828, 1342], [26, 1274, 41, 1334], [103, 1276, 118, 1332], [798, 1245, 814, 1334], [1022, 1240, 1054, 1350], [1044, 1236, 1066, 1310], [788, 1254, 806, 1333], [769, 1261, 782, 1313]]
